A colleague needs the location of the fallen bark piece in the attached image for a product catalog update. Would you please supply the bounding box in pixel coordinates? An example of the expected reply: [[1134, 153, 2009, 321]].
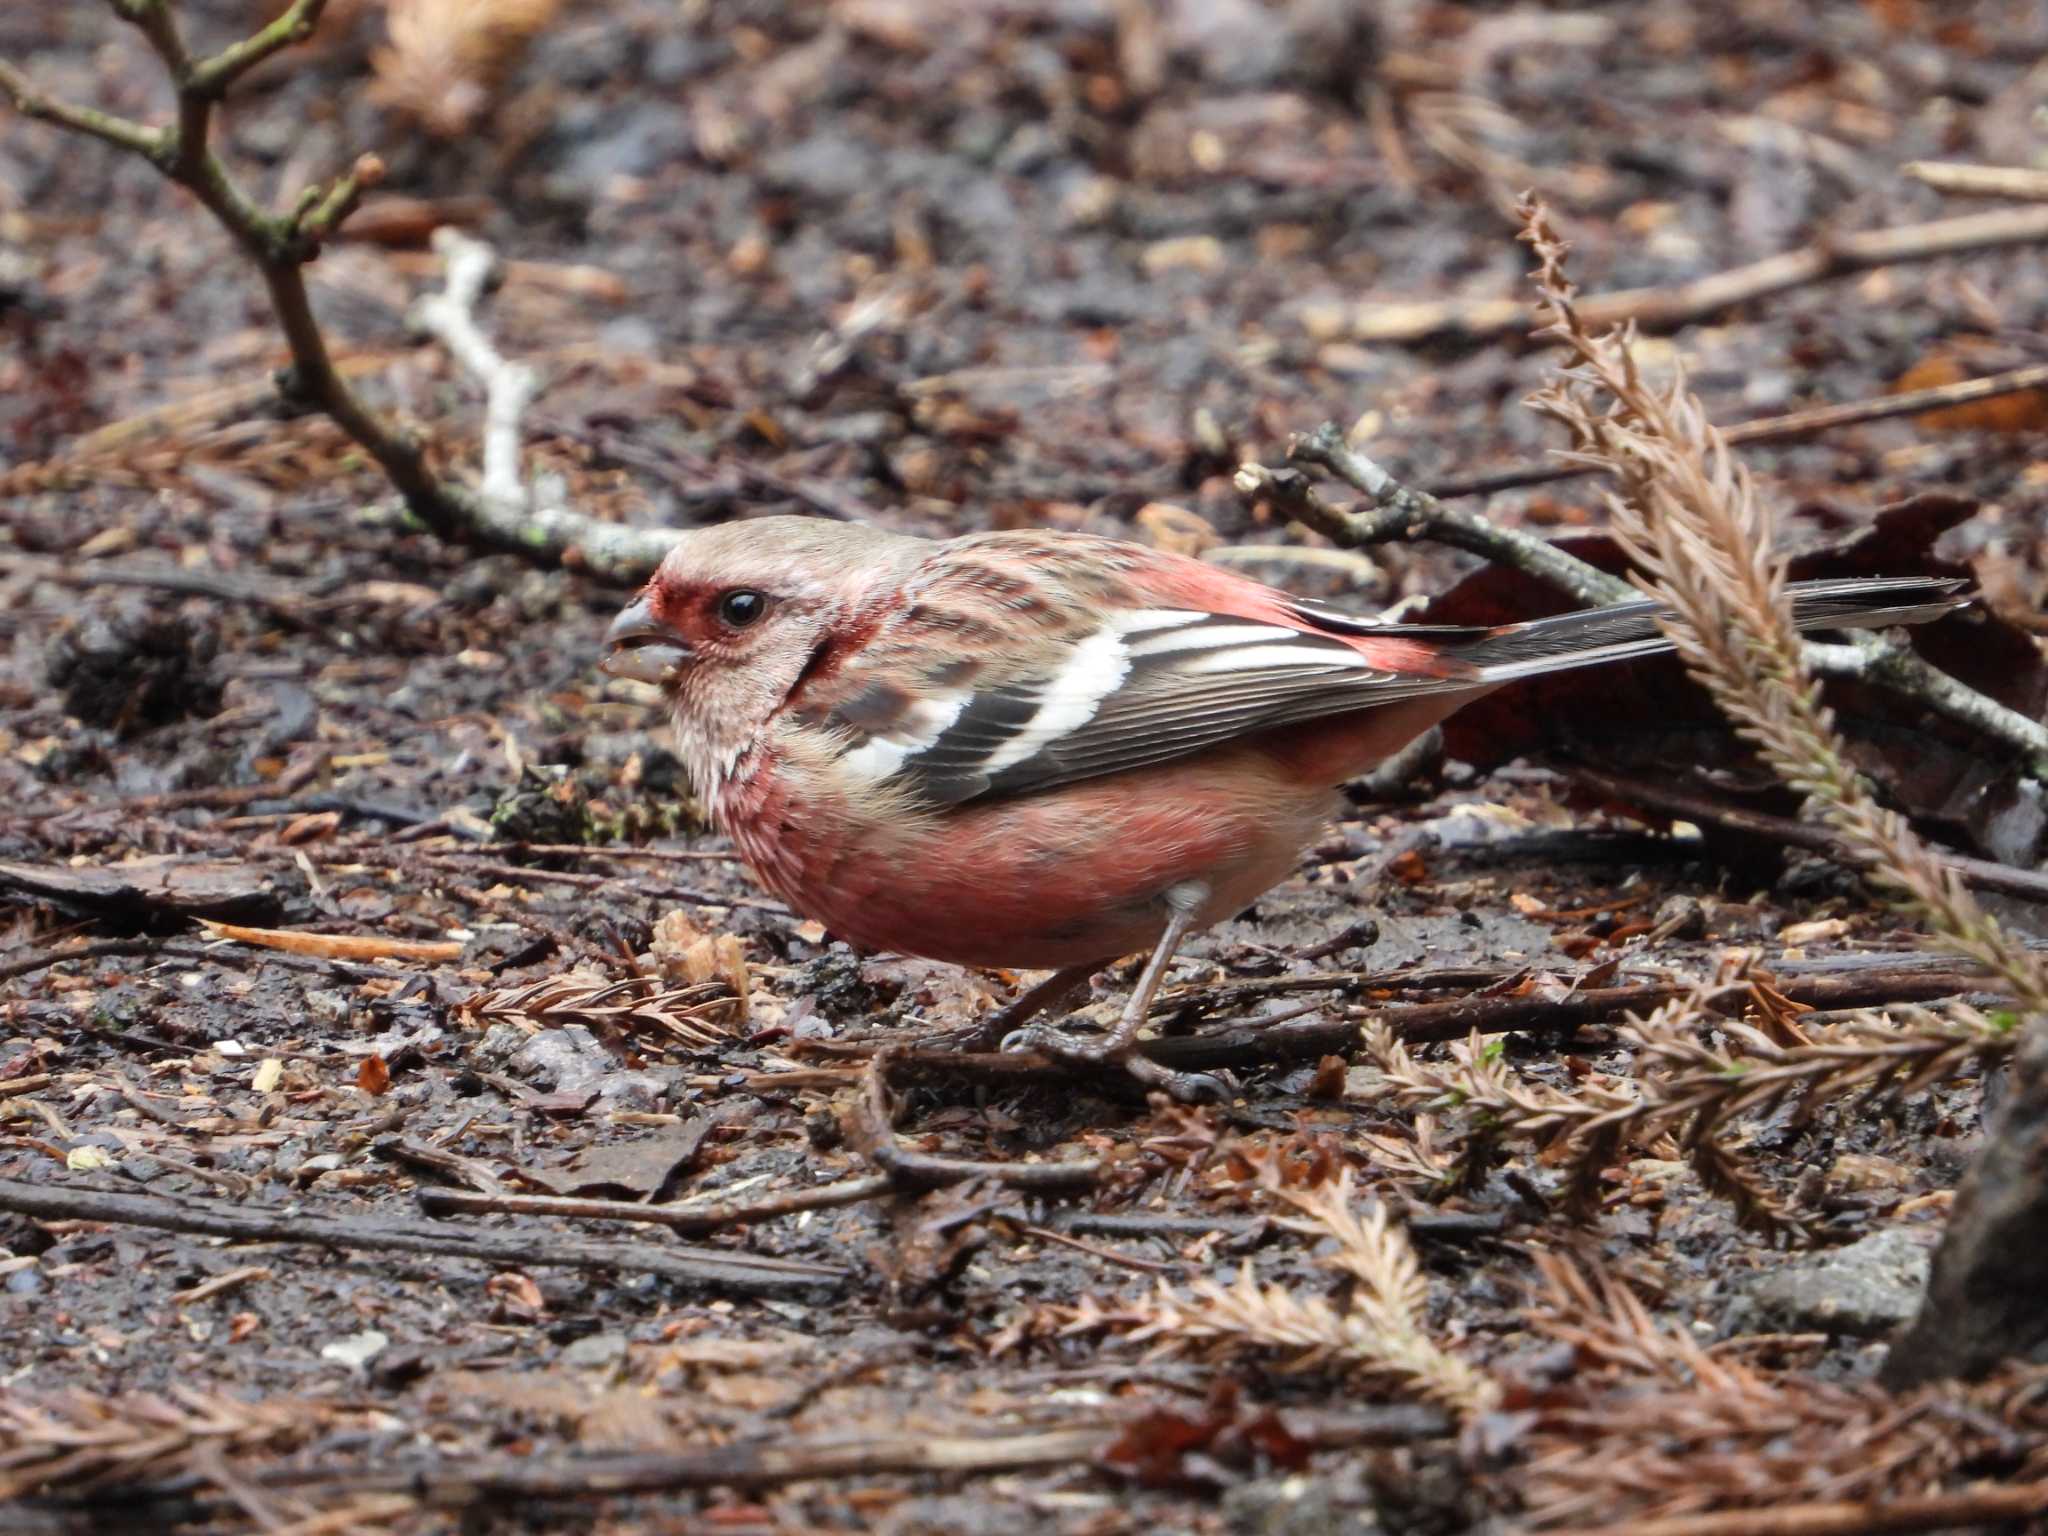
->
[[0, 857, 283, 922], [1885, 1028, 2048, 1385]]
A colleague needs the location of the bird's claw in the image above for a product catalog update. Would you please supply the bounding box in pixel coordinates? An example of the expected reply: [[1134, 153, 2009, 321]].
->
[[1000, 1024, 1228, 1104]]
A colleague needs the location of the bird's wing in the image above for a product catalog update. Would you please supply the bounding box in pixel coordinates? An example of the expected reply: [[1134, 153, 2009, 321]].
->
[[787, 532, 1486, 805], [788, 532, 1964, 805]]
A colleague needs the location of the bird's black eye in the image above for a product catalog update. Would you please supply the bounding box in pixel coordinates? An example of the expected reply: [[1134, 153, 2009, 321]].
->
[[717, 589, 767, 629]]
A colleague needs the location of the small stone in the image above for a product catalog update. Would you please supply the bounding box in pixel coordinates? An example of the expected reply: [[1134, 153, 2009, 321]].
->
[[1221, 1475, 1367, 1536], [321, 1329, 390, 1371], [595, 1070, 673, 1112], [1742, 1227, 1933, 1338], [304, 990, 353, 1029], [560, 1331, 629, 1371], [514, 1027, 614, 1094]]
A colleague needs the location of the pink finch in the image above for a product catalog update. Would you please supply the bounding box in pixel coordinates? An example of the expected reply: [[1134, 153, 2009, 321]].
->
[[605, 515, 1960, 1099]]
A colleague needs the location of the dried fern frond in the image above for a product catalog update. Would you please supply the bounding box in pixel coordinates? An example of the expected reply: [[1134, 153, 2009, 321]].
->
[[1518, 194, 2048, 1020], [1063, 1159, 1499, 1417], [0, 1388, 329, 1501], [1517, 1252, 2048, 1526], [1363, 972, 2005, 1234], [368, 0, 560, 137], [458, 972, 739, 1050]]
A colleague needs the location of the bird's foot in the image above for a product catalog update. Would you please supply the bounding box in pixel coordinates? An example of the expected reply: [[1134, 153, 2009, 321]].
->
[[1000, 1019, 1227, 1104], [938, 964, 1098, 1053]]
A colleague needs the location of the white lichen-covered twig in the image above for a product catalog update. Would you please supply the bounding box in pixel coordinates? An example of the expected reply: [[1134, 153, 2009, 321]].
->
[[409, 228, 536, 510], [0, 0, 690, 584]]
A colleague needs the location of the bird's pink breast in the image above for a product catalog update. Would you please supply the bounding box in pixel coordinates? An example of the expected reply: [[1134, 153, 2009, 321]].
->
[[716, 744, 1342, 971]]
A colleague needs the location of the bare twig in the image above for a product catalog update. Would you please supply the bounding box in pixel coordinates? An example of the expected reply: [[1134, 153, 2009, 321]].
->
[[1426, 361, 2048, 500], [0, 58, 160, 155], [846, 1053, 1101, 1192], [1277, 427, 1635, 604], [1903, 160, 2048, 202], [0, 1178, 844, 1297], [404, 230, 691, 577], [416, 1175, 896, 1233], [1142, 966, 2003, 1074], [409, 228, 536, 508], [309, 1426, 1123, 1501], [1241, 423, 2048, 778], [185, 0, 328, 96], [1341, 204, 2048, 346], [1804, 632, 2048, 779], [1567, 766, 2048, 905]]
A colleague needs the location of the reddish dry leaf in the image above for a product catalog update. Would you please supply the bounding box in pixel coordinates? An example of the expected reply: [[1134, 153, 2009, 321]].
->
[[1387, 850, 1430, 885], [485, 1271, 546, 1320], [1306, 1055, 1351, 1101], [356, 1055, 391, 1096], [1893, 351, 2048, 434], [1102, 1381, 1312, 1488]]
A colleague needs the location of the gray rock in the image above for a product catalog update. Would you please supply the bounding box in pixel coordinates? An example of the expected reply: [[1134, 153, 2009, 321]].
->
[[513, 1026, 614, 1093], [304, 989, 353, 1029], [321, 1329, 390, 1372], [1223, 1476, 1376, 1536], [595, 1069, 674, 1112], [1744, 1227, 1933, 1338], [560, 1331, 629, 1371], [474, 1023, 531, 1070]]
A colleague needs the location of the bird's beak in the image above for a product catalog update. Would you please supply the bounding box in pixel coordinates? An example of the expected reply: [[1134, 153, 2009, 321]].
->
[[602, 596, 690, 685]]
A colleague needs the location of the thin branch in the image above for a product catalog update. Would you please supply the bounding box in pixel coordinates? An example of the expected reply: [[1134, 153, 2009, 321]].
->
[[409, 228, 536, 508], [1903, 160, 2048, 202], [186, 0, 327, 97], [288, 152, 384, 254], [1567, 765, 2048, 905], [0, 58, 162, 157], [1240, 426, 2048, 780], [1343, 203, 2048, 346], [0, 1177, 845, 1298], [1807, 632, 2048, 779], [1234, 437, 1632, 610], [416, 1175, 896, 1233], [847, 1052, 1101, 1192], [1426, 361, 2048, 500], [3, 1, 690, 584]]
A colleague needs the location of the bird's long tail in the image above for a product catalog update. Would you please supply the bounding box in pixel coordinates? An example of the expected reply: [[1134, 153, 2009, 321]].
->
[[1449, 576, 1967, 683]]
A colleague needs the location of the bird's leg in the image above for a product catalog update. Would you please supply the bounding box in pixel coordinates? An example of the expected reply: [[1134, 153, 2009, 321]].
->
[[1001, 882, 1225, 1103], [943, 963, 1098, 1052]]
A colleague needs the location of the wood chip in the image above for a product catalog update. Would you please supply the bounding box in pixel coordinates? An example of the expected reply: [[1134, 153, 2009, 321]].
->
[[200, 921, 464, 963]]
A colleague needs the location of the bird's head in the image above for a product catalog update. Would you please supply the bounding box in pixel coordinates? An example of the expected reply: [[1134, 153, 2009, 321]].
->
[[603, 516, 919, 798]]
